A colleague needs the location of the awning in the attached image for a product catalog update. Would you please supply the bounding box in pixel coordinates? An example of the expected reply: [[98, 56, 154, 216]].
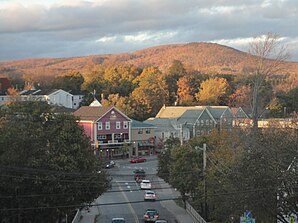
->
[[138, 140, 154, 147]]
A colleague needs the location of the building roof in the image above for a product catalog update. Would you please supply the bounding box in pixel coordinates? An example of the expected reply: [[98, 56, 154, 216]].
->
[[176, 109, 204, 125], [156, 105, 230, 120], [73, 106, 112, 121], [144, 118, 177, 131], [206, 107, 228, 119], [131, 119, 156, 129], [89, 99, 102, 107], [156, 106, 191, 118], [20, 89, 59, 96]]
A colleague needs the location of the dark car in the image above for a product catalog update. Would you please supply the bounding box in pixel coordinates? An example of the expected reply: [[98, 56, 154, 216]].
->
[[105, 160, 115, 169], [143, 209, 159, 222], [133, 169, 146, 182], [111, 218, 125, 223], [130, 156, 147, 163]]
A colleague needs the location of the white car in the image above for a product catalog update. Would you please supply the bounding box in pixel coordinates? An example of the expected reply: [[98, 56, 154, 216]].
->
[[140, 180, 152, 190], [144, 190, 156, 201]]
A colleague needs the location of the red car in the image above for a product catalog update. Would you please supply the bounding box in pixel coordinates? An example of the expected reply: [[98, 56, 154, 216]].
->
[[130, 157, 147, 163]]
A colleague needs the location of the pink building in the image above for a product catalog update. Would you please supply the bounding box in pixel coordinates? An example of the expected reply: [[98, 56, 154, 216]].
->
[[73, 104, 131, 158]]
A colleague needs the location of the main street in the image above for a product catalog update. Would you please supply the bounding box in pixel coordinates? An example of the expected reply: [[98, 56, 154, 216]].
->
[[95, 155, 182, 223]]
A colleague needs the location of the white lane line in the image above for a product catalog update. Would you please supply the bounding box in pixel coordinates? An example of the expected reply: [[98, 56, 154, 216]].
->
[[116, 182, 139, 223]]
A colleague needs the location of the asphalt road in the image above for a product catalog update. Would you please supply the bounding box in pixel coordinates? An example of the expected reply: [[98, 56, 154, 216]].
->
[[96, 156, 178, 223]]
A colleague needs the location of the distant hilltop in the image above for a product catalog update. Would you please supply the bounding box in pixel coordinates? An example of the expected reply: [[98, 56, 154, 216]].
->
[[0, 42, 297, 89]]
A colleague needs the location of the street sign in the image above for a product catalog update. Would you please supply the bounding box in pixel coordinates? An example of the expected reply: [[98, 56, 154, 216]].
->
[[240, 211, 256, 223]]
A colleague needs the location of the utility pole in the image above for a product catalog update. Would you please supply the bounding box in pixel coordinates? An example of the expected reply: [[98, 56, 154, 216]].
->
[[196, 143, 207, 220]]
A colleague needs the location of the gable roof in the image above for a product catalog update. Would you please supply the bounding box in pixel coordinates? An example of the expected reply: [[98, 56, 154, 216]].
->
[[206, 107, 229, 119], [176, 109, 204, 125], [156, 105, 231, 120], [89, 99, 102, 107], [73, 106, 112, 121]]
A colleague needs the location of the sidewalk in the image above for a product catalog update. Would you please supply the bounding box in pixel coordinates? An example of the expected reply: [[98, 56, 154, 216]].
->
[[78, 199, 100, 223], [159, 179, 197, 223]]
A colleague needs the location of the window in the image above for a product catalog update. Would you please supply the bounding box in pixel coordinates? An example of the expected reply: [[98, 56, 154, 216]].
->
[[98, 122, 102, 130], [116, 121, 121, 129], [138, 129, 143, 134], [206, 120, 209, 125], [201, 120, 204, 125], [105, 122, 110, 130], [114, 134, 122, 139], [98, 135, 106, 140], [145, 128, 151, 134], [123, 121, 128, 129]]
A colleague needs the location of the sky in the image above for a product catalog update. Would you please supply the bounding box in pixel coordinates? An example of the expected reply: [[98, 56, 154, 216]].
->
[[0, 0, 298, 61]]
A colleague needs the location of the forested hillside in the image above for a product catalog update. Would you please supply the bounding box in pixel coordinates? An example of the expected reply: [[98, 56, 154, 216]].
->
[[0, 42, 297, 90]]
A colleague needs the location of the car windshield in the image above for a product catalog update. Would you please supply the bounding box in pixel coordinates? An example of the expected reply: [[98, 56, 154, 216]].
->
[[142, 180, 150, 183]]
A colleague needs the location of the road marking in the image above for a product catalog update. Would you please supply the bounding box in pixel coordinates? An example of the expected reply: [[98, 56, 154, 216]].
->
[[116, 182, 139, 223]]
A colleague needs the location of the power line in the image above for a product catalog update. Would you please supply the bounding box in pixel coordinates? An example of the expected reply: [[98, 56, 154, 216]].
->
[[2, 185, 297, 212]]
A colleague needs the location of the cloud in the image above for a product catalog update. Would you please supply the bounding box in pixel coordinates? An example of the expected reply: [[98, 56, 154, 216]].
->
[[0, 0, 297, 60]]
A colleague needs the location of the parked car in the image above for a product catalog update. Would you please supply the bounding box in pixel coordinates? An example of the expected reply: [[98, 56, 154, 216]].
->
[[111, 217, 125, 223], [105, 160, 115, 169], [143, 209, 159, 222], [140, 180, 152, 190], [155, 220, 168, 223], [144, 190, 156, 201], [134, 169, 146, 183], [130, 156, 147, 163]]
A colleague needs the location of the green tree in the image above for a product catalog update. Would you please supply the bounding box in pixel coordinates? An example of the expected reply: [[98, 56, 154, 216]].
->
[[166, 60, 187, 104], [157, 137, 181, 182], [52, 71, 84, 91], [170, 144, 202, 206], [268, 97, 284, 117], [0, 101, 109, 223], [131, 67, 168, 119]]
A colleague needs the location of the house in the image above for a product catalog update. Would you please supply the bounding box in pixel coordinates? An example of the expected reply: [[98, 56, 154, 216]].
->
[[19, 89, 84, 109], [131, 120, 156, 156], [147, 105, 235, 145], [144, 117, 181, 148], [204, 106, 234, 130], [73, 102, 132, 158], [231, 107, 251, 127]]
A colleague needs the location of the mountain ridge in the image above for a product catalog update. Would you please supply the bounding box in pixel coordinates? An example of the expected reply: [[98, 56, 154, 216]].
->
[[0, 42, 297, 89]]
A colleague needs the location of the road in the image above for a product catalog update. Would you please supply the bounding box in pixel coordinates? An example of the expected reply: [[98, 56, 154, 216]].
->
[[96, 155, 179, 223]]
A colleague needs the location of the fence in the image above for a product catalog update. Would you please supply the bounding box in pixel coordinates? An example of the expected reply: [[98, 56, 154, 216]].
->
[[185, 201, 207, 223]]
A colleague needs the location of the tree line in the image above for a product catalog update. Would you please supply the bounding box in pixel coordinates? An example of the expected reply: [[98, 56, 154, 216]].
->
[[158, 126, 298, 223], [0, 101, 110, 223], [7, 60, 298, 121]]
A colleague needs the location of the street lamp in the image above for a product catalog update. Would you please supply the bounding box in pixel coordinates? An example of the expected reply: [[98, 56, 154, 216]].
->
[[195, 143, 207, 220]]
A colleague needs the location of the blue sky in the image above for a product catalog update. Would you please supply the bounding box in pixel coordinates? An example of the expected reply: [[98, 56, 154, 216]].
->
[[1, 0, 298, 61]]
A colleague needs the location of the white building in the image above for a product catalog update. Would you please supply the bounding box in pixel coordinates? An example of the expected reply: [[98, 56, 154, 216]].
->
[[2, 89, 84, 109]]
